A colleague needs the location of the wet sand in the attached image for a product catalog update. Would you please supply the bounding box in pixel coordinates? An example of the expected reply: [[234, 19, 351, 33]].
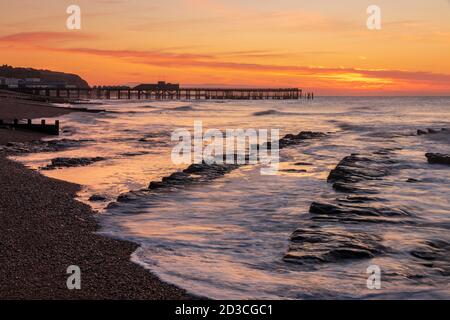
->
[[0, 98, 192, 299], [0, 94, 73, 121]]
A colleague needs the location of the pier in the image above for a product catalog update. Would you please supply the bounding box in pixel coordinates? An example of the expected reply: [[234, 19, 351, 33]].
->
[[21, 87, 314, 101]]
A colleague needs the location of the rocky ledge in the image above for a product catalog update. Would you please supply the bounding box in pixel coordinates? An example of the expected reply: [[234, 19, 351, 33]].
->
[[409, 239, 450, 277], [279, 131, 327, 148], [417, 128, 449, 136], [0, 139, 94, 154], [284, 226, 385, 264], [41, 157, 106, 170], [327, 151, 398, 194], [284, 149, 406, 265], [425, 153, 450, 166], [114, 131, 327, 204]]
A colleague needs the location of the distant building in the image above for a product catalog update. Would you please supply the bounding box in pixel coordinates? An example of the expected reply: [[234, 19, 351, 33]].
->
[[1, 77, 23, 88], [25, 78, 41, 83], [0, 77, 6, 89], [0, 76, 80, 89], [95, 85, 131, 90], [19, 80, 68, 89], [133, 81, 179, 91]]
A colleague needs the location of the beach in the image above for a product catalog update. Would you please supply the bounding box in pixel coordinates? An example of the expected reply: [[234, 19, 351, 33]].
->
[[0, 97, 191, 299]]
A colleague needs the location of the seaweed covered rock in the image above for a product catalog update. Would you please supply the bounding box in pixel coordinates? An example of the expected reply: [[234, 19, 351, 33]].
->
[[425, 153, 450, 166], [145, 130, 327, 192], [42, 157, 105, 170], [327, 153, 397, 194], [284, 226, 385, 264], [309, 201, 411, 224], [417, 128, 449, 136], [88, 194, 107, 202], [279, 131, 326, 148], [284, 149, 406, 266]]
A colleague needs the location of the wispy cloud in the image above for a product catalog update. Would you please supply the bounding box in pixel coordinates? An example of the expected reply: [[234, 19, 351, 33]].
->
[[1, 16, 449, 94], [0, 32, 96, 44], [29, 44, 450, 87]]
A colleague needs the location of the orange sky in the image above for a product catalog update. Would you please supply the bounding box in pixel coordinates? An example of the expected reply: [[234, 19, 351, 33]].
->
[[1, 0, 449, 95]]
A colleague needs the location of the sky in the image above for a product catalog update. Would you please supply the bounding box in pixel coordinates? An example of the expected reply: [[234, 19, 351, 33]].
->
[[0, 0, 449, 95]]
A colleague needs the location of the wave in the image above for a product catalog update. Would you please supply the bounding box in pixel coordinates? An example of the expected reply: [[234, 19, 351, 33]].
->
[[107, 130, 327, 208], [252, 109, 298, 116], [171, 105, 195, 111], [332, 121, 428, 138]]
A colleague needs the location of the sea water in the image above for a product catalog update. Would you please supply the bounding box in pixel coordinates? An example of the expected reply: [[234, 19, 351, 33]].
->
[[13, 97, 450, 299]]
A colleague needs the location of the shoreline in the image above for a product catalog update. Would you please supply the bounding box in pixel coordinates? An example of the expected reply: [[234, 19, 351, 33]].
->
[[0, 98, 193, 299]]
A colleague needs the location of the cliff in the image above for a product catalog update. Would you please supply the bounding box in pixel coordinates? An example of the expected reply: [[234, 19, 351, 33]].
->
[[0, 65, 90, 88]]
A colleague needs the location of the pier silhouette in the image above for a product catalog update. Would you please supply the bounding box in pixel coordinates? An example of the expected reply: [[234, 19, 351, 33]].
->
[[22, 87, 314, 100]]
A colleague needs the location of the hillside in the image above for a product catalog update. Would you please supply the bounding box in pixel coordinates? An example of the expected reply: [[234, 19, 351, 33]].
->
[[0, 65, 90, 88]]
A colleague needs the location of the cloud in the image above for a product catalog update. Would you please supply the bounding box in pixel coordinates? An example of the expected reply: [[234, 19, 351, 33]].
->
[[36, 45, 450, 87], [0, 32, 96, 44], [50, 47, 215, 61], [128, 4, 358, 35], [1, 30, 449, 93]]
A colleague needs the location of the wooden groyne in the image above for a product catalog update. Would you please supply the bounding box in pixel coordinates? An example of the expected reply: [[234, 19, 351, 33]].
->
[[0, 119, 59, 135], [20, 87, 315, 101]]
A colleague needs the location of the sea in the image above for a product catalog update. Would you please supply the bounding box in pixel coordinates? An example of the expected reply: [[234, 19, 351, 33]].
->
[[12, 96, 450, 299]]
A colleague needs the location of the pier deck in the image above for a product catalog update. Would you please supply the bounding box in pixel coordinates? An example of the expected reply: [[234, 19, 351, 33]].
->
[[21, 87, 313, 100]]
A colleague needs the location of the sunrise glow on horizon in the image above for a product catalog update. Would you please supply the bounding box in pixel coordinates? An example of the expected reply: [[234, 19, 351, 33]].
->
[[1, 0, 449, 95]]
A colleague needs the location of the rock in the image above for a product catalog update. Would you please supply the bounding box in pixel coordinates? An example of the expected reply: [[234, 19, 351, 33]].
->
[[411, 250, 436, 261], [146, 161, 240, 192], [106, 202, 119, 209], [332, 182, 379, 194], [425, 153, 450, 166], [183, 162, 238, 177], [295, 131, 327, 140], [1, 138, 94, 154], [417, 129, 428, 136], [148, 181, 167, 190], [42, 157, 106, 170], [183, 163, 208, 174], [121, 151, 150, 157], [336, 195, 384, 204], [162, 171, 194, 184], [284, 149, 415, 266], [309, 201, 411, 225], [327, 152, 397, 194], [328, 154, 393, 183], [116, 192, 142, 202], [89, 194, 107, 202], [410, 240, 450, 275], [417, 128, 449, 136], [284, 226, 385, 264], [280, 169, 307, 173], [148, 171, 197, 190], [294, 162, 313, 166], [279, 131, 326, 148], [109, 130, 326, 202]]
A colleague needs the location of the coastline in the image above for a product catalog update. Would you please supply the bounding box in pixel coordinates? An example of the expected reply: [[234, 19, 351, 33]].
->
[[0, 98, 193, 299]]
